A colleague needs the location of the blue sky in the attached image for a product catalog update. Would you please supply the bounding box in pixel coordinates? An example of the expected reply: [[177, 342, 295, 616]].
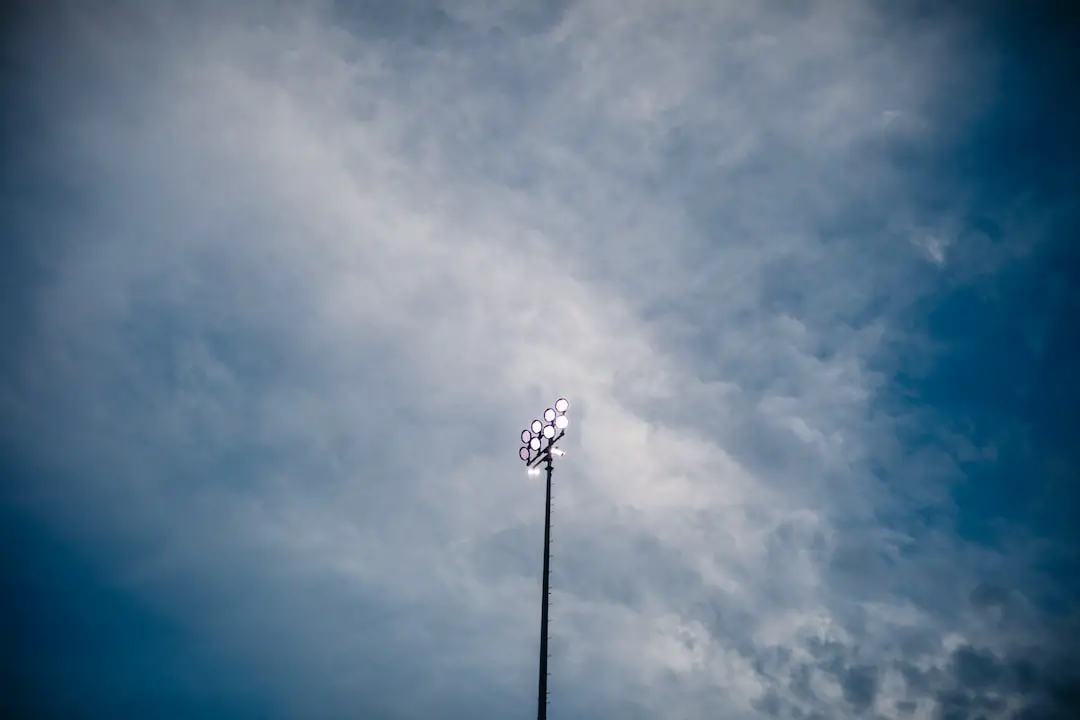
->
[[2, 1, 1077, 718]]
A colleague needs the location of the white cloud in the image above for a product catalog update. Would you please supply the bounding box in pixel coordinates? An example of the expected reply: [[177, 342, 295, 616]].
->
[[2, 1, 1066, 717]]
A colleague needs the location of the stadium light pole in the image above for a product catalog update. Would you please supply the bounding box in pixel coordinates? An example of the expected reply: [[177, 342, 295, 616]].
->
[[519, 397, 570, 720]]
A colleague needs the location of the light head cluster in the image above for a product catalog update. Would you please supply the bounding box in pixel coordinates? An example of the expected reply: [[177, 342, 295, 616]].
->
[[519, 397, 569, 466]]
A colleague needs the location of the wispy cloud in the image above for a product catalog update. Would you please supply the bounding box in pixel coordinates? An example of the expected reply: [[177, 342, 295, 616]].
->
[[3, 1, 1076, 717]]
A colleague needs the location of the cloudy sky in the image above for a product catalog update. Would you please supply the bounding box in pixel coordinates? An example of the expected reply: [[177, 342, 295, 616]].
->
[[2, 1, 1078, 718]]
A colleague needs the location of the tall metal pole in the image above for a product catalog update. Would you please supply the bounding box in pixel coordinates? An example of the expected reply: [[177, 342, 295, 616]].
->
[[537, 455, 553, 720], [519, 398, 569, 720]]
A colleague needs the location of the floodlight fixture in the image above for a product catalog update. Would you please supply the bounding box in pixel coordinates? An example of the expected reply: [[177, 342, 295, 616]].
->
[[516, 398, 570, 720]]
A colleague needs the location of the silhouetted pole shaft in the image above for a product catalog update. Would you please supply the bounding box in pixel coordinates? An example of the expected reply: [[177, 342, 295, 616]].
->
[[537, 457, 553, 720]]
